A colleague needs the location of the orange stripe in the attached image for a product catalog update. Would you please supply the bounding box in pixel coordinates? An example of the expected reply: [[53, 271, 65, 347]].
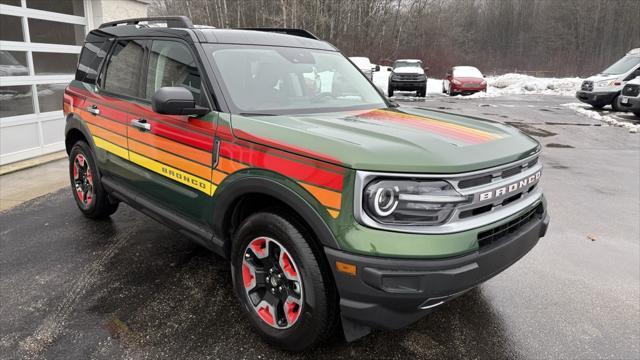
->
[[81, 110, 127, 135], [217, 157, 248, 173], [300, 182, 342, 210], [128, 139, 211, 179], [86, 123, 127, 148], [128, 129, 212, 167], [211, 169, 227, 185]]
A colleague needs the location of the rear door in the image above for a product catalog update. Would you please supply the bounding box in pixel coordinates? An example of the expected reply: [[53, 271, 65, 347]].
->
[[126, 39, 218, 224]]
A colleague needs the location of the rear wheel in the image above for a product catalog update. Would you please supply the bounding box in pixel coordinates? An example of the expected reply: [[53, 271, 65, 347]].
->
[[231, 212, 337, 352], [387, 86, 394, 97], [68, 141, 118, 219]]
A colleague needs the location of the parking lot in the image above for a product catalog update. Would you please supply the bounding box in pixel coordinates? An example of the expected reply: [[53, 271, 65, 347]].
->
[[1, 93, 639, 359]]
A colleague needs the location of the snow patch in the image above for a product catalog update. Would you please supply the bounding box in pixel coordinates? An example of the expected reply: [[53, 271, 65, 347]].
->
[[562, 102, 639, 133], [451, 73, 583, 99]]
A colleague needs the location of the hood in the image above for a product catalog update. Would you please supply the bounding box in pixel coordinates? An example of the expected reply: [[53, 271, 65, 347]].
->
[[587, 74, 620, 82], [393, 67, 425, 75], [230, 108, 540, 173]]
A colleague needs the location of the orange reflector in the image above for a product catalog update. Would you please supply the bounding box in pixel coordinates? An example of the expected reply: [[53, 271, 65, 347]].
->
[[336, 261, 357, 276]]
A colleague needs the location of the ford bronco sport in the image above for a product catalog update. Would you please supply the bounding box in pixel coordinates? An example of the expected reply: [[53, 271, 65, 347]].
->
[[64, 16, 549, 351]]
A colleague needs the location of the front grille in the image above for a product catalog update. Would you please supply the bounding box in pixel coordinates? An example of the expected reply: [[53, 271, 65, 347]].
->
[[581, 80, 593, 91], [622, 84, 640, 97], [477, 203, 543, 248], [458, 157, 538, 189], [395, 74, 423, 81], [462, 83, 481, 88]]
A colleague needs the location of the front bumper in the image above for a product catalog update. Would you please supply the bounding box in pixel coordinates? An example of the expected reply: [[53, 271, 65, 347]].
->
[[390, 79, 427, 90], [619, 96, 640, 111], [576, 90, 617, 106], [325, 204, 549, 336]]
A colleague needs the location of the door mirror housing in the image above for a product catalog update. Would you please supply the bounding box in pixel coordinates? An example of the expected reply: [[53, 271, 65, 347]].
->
[[387, 67, 392, 72], [152, 87, 209, 116], [374, 65, 380, 72]]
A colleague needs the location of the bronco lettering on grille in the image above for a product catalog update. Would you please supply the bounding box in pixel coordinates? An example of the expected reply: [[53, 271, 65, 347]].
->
[[478, 171, 541, 202]]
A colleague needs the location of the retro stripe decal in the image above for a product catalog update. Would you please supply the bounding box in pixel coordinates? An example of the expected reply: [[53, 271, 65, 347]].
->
[[68, 88, 345, 219], [357, 109, 503, 144]]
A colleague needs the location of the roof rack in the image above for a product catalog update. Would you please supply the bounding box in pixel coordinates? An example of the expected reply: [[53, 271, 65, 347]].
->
[[234, 28, 319, 40], [99, 16, 194, 29]]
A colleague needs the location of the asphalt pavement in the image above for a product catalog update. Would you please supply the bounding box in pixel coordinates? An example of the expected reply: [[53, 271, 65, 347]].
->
[[1, 93, 639, 359]]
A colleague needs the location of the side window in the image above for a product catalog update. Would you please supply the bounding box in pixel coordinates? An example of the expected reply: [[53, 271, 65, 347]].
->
[[75, 40, 110, 85], [146, 40, 202, 104], [103, 40, 145, 98]]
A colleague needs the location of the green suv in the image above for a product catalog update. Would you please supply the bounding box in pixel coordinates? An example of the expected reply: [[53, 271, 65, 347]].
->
[[64, 16, 549, 351]]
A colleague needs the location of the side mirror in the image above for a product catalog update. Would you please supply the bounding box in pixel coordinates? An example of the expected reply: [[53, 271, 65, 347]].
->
[[623, 70, 639, 82], [387, 67, 392, 72], [152, 87, 209, 116], [374, 65, 380, 72]]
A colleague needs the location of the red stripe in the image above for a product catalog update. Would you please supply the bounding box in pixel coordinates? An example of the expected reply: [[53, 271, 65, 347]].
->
[[233, 129, 343, 166], [150, 121, 214, 152], [220, 141, 343, 191]]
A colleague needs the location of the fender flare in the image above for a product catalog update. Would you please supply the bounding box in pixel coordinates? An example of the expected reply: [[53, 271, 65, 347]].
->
[[211, 176, 341, 252], [64, 113, 95, 153]]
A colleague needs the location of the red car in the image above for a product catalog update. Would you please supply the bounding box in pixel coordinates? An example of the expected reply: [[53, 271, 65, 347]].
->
[[443, 66, 487, 96]]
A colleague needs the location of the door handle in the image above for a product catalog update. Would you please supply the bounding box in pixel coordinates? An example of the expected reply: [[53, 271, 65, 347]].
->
[[87, 105, 100, 115], [131, 118, 151, 132]]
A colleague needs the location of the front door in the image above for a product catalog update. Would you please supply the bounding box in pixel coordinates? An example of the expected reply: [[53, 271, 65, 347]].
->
[[125, 39, 218, 225]]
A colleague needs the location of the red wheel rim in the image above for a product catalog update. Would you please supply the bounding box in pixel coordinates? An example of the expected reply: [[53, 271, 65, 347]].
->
[[73, 153, 94, 208], [242, 237, 303, 329]]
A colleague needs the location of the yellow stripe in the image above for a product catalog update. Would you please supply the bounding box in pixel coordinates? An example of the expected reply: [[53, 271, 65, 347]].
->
[[129, 152, 217, 196], [327, 209, 340, 218], [93, 136, 129, 159]]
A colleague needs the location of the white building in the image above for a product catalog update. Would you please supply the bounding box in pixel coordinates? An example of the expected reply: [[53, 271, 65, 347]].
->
[[0, 0, 150, 165]]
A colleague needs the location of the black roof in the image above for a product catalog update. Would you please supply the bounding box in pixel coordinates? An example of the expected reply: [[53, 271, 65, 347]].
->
[[87, 16, 335, 51]]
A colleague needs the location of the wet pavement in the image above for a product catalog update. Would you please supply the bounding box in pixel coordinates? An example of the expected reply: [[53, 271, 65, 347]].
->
[[1, 94, 639, 359]]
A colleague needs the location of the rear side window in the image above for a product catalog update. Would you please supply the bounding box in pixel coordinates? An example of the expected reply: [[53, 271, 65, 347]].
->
[[103, 40, 145, 98], [145, 40, 202, 103], [75, 41, 110, 85]]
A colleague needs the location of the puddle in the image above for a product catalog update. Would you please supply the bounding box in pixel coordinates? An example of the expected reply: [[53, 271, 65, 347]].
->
[[545, 122, 592, 126], [546, 143, 574, 148], [506, 122, 557, 137]]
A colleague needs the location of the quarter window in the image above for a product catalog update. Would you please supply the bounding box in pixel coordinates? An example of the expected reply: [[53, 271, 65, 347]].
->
[[103, 40, 145, 98], [146, 40, 202, 103]]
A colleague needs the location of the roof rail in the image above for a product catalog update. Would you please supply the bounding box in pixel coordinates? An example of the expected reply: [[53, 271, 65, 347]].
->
[[99, 16, 194, 29], [234, 28, 319, 40]]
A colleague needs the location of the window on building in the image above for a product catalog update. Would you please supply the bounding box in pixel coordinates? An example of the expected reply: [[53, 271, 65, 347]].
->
[[37, 83, 67, 113], [146, 40, 202, 103], [103, 40, 145, 98], [0, 51, 29, 77], [0, 14, 24, 42], [33, 52, 79, 75], [0, 85, 34, 117], [28, 18, 84, 45], [0, 0, 22, 7], [26, 0, 85, 17]]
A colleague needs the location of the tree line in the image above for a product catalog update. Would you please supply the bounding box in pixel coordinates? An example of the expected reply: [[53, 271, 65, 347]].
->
[[150, 0, 640, 77]]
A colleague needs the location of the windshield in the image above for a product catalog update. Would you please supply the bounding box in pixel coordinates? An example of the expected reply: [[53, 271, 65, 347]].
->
[[394, 61, 421, 69], [601, 55, 640, 75], [453, 67, 483, 78], [205, 45, 386, 115]]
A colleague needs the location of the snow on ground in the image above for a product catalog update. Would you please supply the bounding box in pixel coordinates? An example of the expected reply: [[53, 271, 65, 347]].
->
[[562, 102, 639, 133]]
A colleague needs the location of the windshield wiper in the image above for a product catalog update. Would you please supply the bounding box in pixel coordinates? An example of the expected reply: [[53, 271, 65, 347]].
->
[[238, 112, 278, 116]]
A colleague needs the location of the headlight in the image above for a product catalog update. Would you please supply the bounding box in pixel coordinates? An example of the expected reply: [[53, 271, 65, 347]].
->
[[481, 80, 487, 85], [452, 79, 462, 85], [363, 179, 471, 226]]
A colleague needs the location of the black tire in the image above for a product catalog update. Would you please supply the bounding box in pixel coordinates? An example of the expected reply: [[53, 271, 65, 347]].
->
[[633, 112, 640, 118], [68, 141, 118, 219], [231, 212, 337, 352], [591, 104, 604, 109], [442, 81, 446, 93], [611, 95, 623, 112], [419, 85, 427, 97], [387, 86, 394, 97]]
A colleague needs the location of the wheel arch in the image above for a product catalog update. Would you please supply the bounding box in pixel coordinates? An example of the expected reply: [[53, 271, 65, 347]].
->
[[211, 175, 341, 258], [65, 114, 95, 154]]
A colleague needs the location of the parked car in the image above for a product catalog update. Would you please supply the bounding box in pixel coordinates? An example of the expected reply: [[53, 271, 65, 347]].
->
[[442, 66, 487, 96], [576, 48, 640, 110], [349, 56, 379, 81], [617, 77, 640, 117], [64, 16, 549, 352], [387, 59, 427, 97]]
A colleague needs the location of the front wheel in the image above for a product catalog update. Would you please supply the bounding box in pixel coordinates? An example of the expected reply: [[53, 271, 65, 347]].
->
[[633, 111, 640, 118], [231, 212, 337, 352], [388, 86, 394, 97], [68, 141, 118, 219], [611, 95, 623, 112]]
